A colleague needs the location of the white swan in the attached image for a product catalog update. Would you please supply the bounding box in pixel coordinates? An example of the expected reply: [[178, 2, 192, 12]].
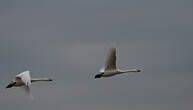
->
[[6, 71, 52, 98], [95, 47, 141, 78]]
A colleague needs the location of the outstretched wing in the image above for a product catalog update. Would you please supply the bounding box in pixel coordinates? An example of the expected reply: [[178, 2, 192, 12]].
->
[[16, 71, 31, 86], [104, 47, 117, 71], [21, 86, 34, 100]]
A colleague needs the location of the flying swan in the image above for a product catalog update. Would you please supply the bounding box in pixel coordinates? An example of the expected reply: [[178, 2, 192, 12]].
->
[[95, 47, 141, 78], [6, 71, 52, 98]]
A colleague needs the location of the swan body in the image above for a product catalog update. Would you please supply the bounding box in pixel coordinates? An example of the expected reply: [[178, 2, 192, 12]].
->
[[95, 47, 141, 78], [6, 71, 52, 88], [6, 71, 52, 99]]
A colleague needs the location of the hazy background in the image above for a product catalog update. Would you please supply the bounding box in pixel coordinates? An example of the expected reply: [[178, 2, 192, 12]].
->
[[0, 0, 193, 110]]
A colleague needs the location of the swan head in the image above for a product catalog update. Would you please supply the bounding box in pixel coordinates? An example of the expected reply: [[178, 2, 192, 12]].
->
[[6, 82, 16, 88], [136, 69, 141, 72], [95, 73, 104, 79], [47, 78, 53, 81]]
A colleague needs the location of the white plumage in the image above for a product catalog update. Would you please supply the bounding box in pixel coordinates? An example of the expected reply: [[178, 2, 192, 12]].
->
[[95, 47, 141, 78], [104, 47, 117, 71], [15, 71, 31, 86], [6, 70, 53, 99]]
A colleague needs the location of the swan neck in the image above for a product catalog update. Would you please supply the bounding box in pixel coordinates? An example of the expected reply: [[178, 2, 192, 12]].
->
[[119, 69, 139, 73], [31, 78, 52, 82]]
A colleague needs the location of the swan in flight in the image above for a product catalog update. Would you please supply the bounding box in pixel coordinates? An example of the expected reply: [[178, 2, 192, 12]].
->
[[95, 47, 141, 78], [6, 71, 52, 98]]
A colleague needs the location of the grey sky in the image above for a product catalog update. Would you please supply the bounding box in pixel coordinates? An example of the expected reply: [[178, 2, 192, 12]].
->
[[0, 0, 193, 110]]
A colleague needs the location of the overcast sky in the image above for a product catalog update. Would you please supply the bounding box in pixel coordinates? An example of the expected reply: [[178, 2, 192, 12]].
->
[[0, 0, 193, 110]]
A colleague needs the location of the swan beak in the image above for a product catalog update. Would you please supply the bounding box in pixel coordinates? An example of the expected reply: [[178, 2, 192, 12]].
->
[[6, 85, 12, 88], [48, 78, 53, 81], [94, 74, 102, 79], [136, 69, 141, 72], [6, 82, 16, 88]]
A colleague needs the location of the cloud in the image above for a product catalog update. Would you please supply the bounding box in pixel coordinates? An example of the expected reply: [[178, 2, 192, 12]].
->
[[0, 0, 192, 110]]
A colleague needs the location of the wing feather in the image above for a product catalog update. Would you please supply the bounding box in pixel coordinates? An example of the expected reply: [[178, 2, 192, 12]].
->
[[99, 67, 105, 73], [104, 47, 116, 71], [21, 86, 34, 100], [16, 71, 31, 86]]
